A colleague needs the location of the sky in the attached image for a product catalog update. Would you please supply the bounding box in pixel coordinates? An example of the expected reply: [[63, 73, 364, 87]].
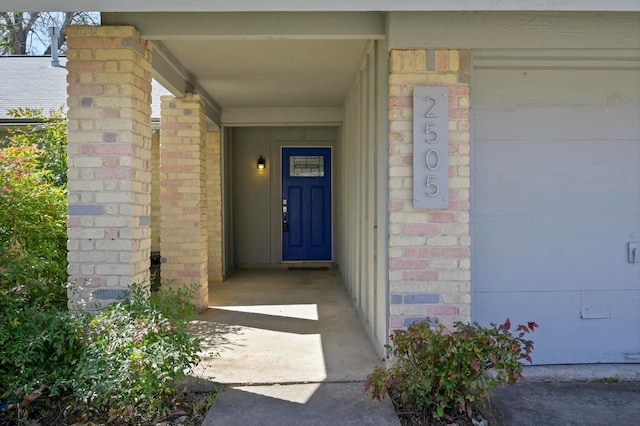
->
[[12, 11, 100, 55]]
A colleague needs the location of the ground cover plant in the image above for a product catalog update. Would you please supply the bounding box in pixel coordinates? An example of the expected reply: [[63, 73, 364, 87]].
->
[[365, 317, 538, 425]]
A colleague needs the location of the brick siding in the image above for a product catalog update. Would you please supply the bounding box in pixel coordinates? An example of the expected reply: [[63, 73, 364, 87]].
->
[[66, 26, 152, 309], [160, 94, 208, 310], [388, 49, 471, 329]]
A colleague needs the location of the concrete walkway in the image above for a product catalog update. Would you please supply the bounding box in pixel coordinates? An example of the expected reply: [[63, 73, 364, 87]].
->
[[487, 380, 640, 426], [190, 269, 399, 426], [484, 365, 640, 426], [188, 269, 640, 425]]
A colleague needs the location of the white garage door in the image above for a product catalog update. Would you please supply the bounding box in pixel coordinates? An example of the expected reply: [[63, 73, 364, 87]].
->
[[471, 50, 640, 364]]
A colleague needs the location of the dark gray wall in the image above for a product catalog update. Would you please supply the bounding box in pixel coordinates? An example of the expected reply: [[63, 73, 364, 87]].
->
[[223, 127, 235, 277]]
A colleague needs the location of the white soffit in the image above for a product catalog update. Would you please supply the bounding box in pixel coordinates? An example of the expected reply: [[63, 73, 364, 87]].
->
[[159, 38, 370, 109], [12, 0, 640, 12], [99, 12, 373, 119]]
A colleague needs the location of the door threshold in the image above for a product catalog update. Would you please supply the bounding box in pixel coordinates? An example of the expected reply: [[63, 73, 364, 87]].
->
[[283, 261, 334, 270], [236, 262, 335, 270], [287, 266, 330, 271]]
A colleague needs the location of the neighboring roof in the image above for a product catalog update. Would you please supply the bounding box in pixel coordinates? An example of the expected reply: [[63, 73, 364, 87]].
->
[[0, 56, 170, 121], [0, 56, 69, 120]]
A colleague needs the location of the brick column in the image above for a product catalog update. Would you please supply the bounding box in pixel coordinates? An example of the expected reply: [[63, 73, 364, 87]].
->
[[388, 49, 471, 329], [66, 26, 152, 310], [206, 130, 223, 283], [150, 130, 161, 254], [160, 94, 208, 310]]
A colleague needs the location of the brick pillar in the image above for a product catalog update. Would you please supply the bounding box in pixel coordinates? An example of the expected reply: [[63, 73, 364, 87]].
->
[[388, 49, 471, 329], [160, 94, 208, 310], [66, 26, 152, 310], [206, 130, 223, 283], [150, 130, 161, 254]]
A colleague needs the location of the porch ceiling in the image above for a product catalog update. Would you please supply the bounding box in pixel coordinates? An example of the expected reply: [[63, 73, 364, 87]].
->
[[102, 12, 381, 125], [161, 38, 369, 108]]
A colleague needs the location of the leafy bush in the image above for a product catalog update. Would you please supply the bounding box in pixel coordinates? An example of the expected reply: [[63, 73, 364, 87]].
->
[[72, 284, 202, 419], [365, 318, 538, 422], [0, 108, 68, 309], [1, 282, 203, 423], [0, 107, 204, 422], [0, 293, 86, 404], [0, 107, 76, 420], [2, 107, 68, 187]]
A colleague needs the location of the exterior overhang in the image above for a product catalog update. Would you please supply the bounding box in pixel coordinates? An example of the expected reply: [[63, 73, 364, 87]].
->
[[97, 12, 385, 126], [13, 0, 640, 12], [101, 12, 386, 40], [150, 39, 222, 128]]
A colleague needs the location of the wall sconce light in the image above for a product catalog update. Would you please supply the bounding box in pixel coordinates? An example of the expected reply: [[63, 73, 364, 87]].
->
[[257, 156, 266, 170]]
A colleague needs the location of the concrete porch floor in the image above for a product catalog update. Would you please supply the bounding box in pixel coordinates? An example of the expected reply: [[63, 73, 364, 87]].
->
[[189, 268, 400, 425]]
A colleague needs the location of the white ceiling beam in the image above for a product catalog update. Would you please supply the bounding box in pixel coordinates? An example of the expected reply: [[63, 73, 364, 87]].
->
[[152, 41, 222, 125], [151, 41, 192, 95], [102, 12, 385, 40]]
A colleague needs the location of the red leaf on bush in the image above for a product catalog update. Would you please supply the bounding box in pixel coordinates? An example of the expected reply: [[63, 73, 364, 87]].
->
[[528, 321, 539, 330], [499, 318, 511, 332]]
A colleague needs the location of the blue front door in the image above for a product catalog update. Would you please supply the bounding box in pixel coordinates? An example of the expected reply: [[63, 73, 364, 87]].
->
[[282, 147, 332, 261]]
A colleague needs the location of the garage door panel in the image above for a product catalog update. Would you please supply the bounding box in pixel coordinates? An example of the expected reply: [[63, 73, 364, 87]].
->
[[472, 56, 640, 364], [473, 140, 640, 217], [473, 291, 640, 364], [474, 216, 640, 293], [473, 69, 640, 141]]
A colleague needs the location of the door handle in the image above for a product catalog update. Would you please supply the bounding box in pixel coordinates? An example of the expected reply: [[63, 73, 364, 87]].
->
[[629, 242, 638, 264], [282, 199, 288, 232]]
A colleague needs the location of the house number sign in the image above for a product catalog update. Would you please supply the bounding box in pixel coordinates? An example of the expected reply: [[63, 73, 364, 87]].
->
[[413, 86, 449, 209]]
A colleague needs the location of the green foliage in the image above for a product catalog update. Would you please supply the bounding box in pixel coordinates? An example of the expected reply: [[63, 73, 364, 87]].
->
[[148, 283, 199, 327], [0, 108, 68, 308], [0, 107, 205, 421], [3, 107, 68, 187], [72, 284, 202, 419], [1, 282, 203, 423], [365, 318, 538, 421], [597, 375, 620, 384], [0, 292, 86, 403]]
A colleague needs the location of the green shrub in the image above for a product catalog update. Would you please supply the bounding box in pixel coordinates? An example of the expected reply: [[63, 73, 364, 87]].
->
[[0, 283, 203, 423], [0, 292, 86, 403], [365, 318, 537, 422], [148, 283, 199, 327], [2, 107, 68, 187], [0, 109, 68, 309], [72, 284, 202, 419]]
